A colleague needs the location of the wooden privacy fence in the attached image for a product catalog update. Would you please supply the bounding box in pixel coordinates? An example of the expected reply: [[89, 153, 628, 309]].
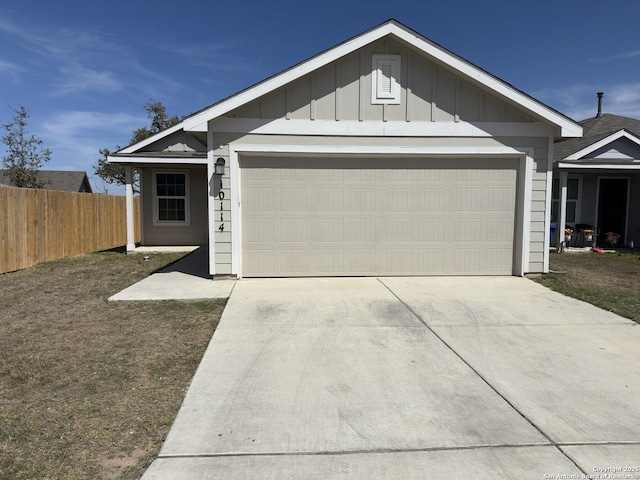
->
[[1, 185, 140, 274]]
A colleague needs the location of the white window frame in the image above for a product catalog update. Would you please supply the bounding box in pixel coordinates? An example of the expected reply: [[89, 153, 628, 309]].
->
[[152, 170, 190, 226], [551, 174, 581, 225], [371, 54, 401, 104]]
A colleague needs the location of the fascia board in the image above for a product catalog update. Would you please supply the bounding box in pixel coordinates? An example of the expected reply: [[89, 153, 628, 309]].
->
[[107, 155, 207, 165], [557, 161, 640, 170], [118, 123, 185, 154], [183, 23, 397, 131], [183, 22, 581, 137], [565, 130, 640, 160], [389, 27, 582, 138]]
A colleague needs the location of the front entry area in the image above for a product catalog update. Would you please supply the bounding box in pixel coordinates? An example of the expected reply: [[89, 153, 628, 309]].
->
[[240, 156, 518, 277], [597, 178, 629, 245]]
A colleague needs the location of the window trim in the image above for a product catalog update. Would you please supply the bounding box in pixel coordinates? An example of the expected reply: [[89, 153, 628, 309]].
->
[[371, 54, 401, 105], [551, 175, 582, 225], [152, 170, 190, 227]]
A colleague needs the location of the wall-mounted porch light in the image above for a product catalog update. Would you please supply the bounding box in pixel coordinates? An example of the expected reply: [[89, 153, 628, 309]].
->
[[215, 157, 226, 176]]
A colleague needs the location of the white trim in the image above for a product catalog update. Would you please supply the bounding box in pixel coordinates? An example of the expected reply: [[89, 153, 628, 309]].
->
[[139, 167, 145, 245], [125, 166, 135, 252], [519, 150, 534, 276], [151, 170, 191, 227], [119, 123, 185, 153], [557, 161, 640, 170], [558, 171, 568, 247], [230, 147, 240, 276], [565, 130, 640, 160], [107, 155, 208, 165], [552, 174, 582, 225], [543, 137, 553, 272], [229, 143, 530, 278], [209, 117, 555, 138], [231, 144, 527, 157], [371, 54, 401, 104], [207, 130, 216, 276], [182, 21, 581, 138]]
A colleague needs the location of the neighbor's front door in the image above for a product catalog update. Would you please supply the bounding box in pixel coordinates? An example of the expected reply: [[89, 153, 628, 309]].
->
[[597, 178, 628, 246]]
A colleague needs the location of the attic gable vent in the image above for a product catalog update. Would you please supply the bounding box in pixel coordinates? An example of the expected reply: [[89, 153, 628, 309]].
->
[[372, 54, 401, 104]]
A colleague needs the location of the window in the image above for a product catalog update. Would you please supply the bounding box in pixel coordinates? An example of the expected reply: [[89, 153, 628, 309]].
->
[[153, 171, 189, 226], [371, 54, 401, 104], [551, 177, 580, 224]]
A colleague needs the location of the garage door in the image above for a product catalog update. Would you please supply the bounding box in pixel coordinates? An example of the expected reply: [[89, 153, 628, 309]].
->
[[241, 156, 517, 277]]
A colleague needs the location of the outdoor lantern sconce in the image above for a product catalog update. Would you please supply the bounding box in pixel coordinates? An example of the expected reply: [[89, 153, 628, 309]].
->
[[215, 157, 226, 176]]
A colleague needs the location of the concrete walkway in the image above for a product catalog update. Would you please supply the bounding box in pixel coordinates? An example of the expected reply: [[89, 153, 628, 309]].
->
[[108, 247, 234, 301], [142, 277, 640, 479]]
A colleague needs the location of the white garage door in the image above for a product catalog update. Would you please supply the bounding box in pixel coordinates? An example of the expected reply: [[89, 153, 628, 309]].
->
[[241, 156, 517, 277]]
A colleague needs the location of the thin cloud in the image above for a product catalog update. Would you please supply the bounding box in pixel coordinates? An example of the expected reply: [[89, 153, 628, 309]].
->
[[0, 58, 24, 81], [40, 111, 148, 189], [0, 16, 181, 98], [590, 49, 640, 62], [54, 67, 124, 96], [534, 82, 640, 121], [42, 111, 145, 137], [164, 41, 264, 73]]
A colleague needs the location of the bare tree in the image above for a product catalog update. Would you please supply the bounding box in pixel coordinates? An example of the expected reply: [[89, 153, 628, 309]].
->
[[2, 105, 51, 188]]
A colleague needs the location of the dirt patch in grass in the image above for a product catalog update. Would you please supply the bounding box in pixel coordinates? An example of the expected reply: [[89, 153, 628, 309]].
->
[[535, 252, 640, 323], [0, 251, 226, 479]]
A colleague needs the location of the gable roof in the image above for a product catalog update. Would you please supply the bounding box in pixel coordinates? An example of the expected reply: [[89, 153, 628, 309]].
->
[[119, 19, 581, 155], [555, 113, 640, 162], [0, 170, 93, 192]]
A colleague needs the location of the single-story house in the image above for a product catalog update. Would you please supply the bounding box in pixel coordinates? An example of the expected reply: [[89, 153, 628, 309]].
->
[[0, 170, 93, 193], [553, 95, 640, 248], [109, 19, 582, 278]]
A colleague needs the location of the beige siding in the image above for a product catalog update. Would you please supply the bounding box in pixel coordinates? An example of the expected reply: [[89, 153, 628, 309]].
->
[[140, 130, 206, 153], [213, 163, 232, 274], [500, 136, 550, 273], [226, 38, 536, 125], [140, 166, 208, 246]]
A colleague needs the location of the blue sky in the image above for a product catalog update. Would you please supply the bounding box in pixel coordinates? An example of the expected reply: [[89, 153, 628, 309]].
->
[[1, 0, 640, 193]]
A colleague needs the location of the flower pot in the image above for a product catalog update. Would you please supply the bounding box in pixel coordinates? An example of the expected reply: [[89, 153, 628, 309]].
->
[[585, 234, 593, 242]]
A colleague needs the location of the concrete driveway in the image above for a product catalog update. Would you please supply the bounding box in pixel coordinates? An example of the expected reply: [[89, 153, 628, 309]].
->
[[142, 277, 640, 479]]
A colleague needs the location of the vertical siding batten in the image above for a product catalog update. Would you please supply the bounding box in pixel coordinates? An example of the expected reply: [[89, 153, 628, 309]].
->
[[335, 63, 340, 122], [406, 53, 412, 122]]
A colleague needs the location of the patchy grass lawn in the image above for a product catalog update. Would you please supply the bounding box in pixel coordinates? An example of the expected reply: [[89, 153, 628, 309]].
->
[[0, 250, 226, 479], [535, 252, 640, 323]]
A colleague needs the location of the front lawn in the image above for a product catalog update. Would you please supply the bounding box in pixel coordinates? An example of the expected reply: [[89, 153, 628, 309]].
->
[[535, 252, 640, 323], [0, 251, 226, 479]]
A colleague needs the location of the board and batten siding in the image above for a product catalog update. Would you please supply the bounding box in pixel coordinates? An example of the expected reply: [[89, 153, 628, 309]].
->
[[213, 163, 232, 275], [230, 38, 535, 125]]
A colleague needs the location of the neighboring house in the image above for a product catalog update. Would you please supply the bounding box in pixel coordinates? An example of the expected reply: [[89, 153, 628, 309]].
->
[[109, 19, 581, 278], [554, 96, 640, 248], [0, 170, 93, 193]]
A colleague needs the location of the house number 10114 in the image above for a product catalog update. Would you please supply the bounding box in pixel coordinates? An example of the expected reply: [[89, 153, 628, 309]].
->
[[218, 191, 225, 232]]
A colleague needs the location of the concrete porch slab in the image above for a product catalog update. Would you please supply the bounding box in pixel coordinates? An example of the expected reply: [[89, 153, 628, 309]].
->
[[109, 247, 235, 301]]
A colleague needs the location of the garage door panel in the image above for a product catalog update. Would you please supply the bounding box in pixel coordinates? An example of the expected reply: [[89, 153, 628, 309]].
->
[[241, 157, 517, 277], [348, 218, 377, 243], [317, 218, 345, 243]]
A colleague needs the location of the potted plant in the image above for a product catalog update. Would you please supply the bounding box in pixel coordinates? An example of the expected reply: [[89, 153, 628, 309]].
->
[[565, 227, 573, 243], [605, 231, 620, 247], [583, 229, 594, 242]]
